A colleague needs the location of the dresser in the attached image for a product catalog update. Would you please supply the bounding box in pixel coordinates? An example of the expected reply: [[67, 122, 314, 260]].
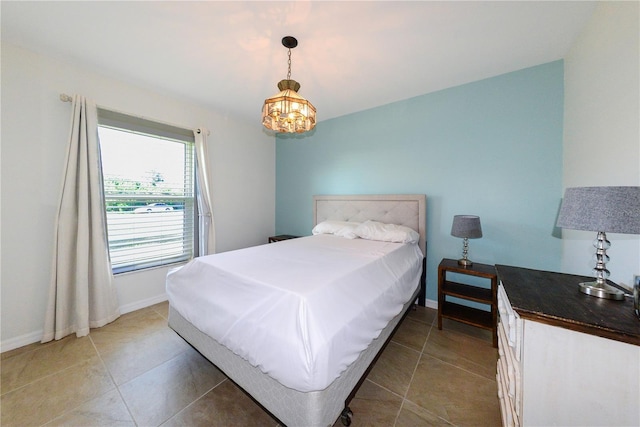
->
[[495, 265, 640, 427]]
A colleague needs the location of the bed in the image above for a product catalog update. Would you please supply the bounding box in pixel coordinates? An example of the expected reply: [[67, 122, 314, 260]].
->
[[167, 194, 427, 426]]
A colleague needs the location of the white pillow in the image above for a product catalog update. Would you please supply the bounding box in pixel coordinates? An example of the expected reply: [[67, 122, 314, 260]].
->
[[312, 220, 360, 239], [354, 220, 419, 244]]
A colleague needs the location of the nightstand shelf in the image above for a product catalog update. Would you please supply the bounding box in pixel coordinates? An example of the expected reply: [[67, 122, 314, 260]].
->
[[441, 301, 493, 328], [440, 281, 493, 303], [438, 258, 497, 347]]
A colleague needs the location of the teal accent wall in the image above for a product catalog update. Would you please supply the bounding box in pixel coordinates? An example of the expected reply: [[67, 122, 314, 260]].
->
[[276, 61, 564, 303]]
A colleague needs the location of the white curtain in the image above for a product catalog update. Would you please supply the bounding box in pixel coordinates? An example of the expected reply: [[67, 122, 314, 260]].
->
[[42, 95, 120, 343], [194, 128, 215, 255]]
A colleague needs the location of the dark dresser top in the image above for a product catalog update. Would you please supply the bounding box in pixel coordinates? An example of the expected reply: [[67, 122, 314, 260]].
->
[[496, 264, 640, 346]]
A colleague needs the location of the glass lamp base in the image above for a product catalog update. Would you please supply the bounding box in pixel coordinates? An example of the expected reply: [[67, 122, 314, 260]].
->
[[457, 258, 473, 267], [578, 281, 625, 300]]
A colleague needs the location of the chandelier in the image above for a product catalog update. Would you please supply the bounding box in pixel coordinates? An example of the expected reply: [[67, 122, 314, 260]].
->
[[262, 36, 316, 133]]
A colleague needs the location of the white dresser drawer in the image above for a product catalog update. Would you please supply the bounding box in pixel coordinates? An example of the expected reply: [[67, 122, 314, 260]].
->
[[497, 283, 523, 427], [497, 283, 523, 361], [498, 319, 522, 419], [497, 355, 519, 427]]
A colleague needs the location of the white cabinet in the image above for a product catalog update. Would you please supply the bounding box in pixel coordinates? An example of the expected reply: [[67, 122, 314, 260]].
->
[[497, 282, 640, 427], [496, 284, 522, 426]]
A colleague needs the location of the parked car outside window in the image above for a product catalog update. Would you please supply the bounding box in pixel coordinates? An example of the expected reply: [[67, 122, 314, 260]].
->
[[133, 203, 174, 213]]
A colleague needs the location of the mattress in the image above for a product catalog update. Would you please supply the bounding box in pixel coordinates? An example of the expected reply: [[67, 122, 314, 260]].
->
[[168, 285, 420, 427], [166, 234, 423, 392]]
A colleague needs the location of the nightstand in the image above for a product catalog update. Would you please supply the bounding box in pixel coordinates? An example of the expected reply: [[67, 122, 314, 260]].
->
[[268, 234, 300, 243], [437, 258, 497, 347]]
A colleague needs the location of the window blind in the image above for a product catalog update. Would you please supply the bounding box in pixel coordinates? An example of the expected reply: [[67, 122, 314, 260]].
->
[[97, 110, 197, 274]]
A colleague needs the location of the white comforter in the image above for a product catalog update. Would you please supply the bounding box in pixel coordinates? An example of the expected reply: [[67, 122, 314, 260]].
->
[[166, 234, 423, 392]]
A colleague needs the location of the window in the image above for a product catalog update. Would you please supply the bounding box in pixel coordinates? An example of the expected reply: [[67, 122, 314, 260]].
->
[[98, 109, 197, 274]]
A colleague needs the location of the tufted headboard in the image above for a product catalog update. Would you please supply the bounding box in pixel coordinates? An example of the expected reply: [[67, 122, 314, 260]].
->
[[312, 194, 427, 256]]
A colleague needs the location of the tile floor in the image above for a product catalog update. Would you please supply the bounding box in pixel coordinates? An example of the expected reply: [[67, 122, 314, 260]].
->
[[1, 302, 500, 426]]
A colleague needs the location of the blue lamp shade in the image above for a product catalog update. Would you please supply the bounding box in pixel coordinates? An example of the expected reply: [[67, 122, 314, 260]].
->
[[451, 215, 483, 239]]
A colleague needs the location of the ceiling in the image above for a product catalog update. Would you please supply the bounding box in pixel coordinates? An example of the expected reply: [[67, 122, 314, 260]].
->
[[2, 1, 597, 123]]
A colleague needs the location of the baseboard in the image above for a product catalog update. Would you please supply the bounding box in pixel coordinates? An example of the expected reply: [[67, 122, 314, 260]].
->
[[119, 293, 168, 315], [1, 293, 169, 354], [1, 330, 44, 353], [425, 298, 437, 310]]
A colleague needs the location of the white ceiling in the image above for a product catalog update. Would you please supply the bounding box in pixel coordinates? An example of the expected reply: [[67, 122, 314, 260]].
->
[[2, 1, 596, 123]]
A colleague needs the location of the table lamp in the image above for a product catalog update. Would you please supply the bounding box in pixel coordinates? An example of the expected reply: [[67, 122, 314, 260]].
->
[[556, 186, 640, 300], [451, 215, 483, 266]]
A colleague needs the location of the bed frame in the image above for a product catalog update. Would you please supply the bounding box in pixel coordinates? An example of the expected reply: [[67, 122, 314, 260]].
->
[[169, 194, 427, 426]]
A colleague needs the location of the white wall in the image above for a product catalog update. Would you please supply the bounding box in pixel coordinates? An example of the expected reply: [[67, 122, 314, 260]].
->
[[562, 1, 640, 288], [1, 43, 275, 350]]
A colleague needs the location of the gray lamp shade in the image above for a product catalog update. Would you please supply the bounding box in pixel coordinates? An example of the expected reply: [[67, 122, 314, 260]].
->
[[451, 215, 483, 239], [556, 186, 640, 234]]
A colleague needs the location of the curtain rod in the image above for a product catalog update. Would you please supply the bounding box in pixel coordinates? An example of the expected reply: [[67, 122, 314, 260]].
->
[[58, 93, 209, 135]]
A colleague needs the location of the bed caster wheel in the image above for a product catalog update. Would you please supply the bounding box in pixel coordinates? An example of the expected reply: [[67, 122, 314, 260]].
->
[[340, 407, 353, 426]]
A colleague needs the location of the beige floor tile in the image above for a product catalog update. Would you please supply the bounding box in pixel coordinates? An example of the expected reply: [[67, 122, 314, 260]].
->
[[0, 301, 501, 427], [119, 346, 227, 426], [407, 306, 437, 326], [44, 388, 135, 426], [440, 317, 493, 342], [1, 340, 47, 361], [99, 328, 191, 385], [367, 341, 420, 397], [162, 379, 279, 427], [392, 317, 431, 352], [424, 328, 497, 380], [150, 300, 170, 319], [406, 354, 501, 426], [395, 400, 454, 427], [1, 335, 97, 394], [0, 356, 115, 427], [332, 379, 403, 427], [90, 307, 169, 354]]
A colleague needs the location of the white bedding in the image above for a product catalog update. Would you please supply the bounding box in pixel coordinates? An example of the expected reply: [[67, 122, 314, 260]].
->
[[166, 234, 423, 392]]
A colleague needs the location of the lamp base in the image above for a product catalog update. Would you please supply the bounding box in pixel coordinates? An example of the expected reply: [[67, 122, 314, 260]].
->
[[457, 258, 473, 267], [578, 281, 625, 300]]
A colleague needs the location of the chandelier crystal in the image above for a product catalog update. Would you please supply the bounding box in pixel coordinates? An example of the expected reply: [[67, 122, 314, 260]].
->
[[262, 36, 316, 134]]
